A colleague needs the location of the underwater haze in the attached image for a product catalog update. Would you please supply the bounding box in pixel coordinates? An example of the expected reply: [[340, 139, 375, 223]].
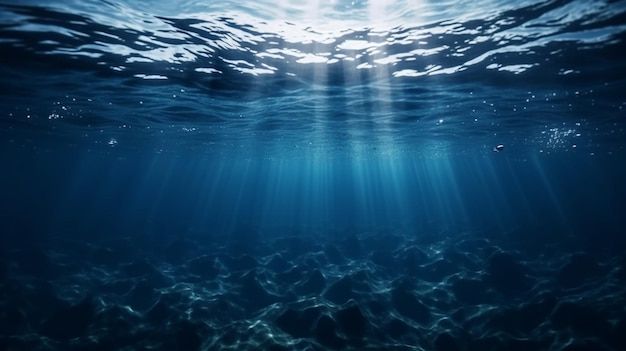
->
[[1, 0, 626, 350]]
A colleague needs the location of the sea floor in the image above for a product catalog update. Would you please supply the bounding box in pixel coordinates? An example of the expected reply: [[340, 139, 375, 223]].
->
[[1, 231, 625, 351]]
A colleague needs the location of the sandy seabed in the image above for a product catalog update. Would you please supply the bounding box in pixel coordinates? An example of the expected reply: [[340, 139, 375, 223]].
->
[[1, 231, 625, 351]]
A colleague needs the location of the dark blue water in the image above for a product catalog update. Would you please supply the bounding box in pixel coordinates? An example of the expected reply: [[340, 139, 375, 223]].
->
[[1, 1, 626, 350]]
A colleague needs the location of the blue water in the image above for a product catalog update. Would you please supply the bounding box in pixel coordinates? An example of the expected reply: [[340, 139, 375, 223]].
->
[[1, 1, 626, 350]]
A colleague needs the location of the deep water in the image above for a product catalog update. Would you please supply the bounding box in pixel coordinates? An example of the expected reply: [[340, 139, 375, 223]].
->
[[1, 0, 626, 350]]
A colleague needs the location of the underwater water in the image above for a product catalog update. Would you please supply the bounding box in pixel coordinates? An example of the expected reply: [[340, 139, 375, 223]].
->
[[1, 0, 626, 350]]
